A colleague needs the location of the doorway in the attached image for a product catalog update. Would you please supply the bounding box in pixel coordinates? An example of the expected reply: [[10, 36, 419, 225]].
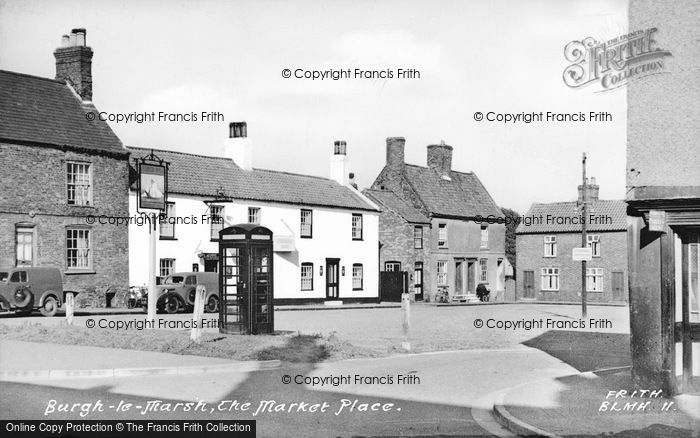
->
[[467, 259, 476, 294], [523, 270, 535, 299], [326, 258, 340, 300], [414, 262, 424, 301], [612, 271, 625, 301], [676, 231, 699, 392], [455, 259, 464, 295]]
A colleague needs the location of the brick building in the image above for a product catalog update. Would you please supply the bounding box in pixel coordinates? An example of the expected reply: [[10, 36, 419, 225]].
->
[[516, 180, 627, 303], [0, 29, 130, 304], [363, 189, 431, 300], [366, 137, 506, 302]]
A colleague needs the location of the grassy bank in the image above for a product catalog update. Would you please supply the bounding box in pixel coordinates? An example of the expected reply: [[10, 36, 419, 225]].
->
[[0, 323, 378, 363]]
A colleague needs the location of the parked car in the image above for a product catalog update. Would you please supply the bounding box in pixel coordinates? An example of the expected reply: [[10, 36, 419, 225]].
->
[[142, 272, 219, 314], [0, 267, 63, 317]]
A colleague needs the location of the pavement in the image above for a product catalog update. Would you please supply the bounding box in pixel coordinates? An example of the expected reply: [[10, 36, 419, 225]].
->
[[2, 338, 698, 436], [493, 367, 700, 437]]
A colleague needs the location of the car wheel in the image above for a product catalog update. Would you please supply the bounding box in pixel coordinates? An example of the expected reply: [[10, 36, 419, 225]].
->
[[164, 296, 179, 314], [205, 295, 219, 313], [187, 288, 197, 305], [40, 296, 58, 317]]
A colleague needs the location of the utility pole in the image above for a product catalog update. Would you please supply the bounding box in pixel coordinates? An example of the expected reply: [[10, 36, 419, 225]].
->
[[581, 152, 587, 319]]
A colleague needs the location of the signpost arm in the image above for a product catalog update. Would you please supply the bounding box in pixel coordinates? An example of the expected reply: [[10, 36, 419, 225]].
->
[[581, 153, 588, 319]]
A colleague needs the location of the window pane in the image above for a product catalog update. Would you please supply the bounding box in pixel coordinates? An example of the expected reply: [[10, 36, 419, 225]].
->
[[210, 205, 224, 239], [352, 264, 363, 289]]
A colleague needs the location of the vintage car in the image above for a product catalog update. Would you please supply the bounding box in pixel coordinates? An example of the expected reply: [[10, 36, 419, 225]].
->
[[142, 271, 219, 314], [0, 267, 63, 317]]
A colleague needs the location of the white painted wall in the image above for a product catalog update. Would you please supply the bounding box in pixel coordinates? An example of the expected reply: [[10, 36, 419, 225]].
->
[[129, 192, 379, 301]]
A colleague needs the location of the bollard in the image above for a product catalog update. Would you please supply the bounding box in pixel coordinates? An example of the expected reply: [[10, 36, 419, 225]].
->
[[190, 285, 207, 343], [401, 292, 411, 351], [65, 292, 74, 326]]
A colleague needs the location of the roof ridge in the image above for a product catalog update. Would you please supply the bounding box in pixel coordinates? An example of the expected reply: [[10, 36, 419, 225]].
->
[[403, 162, 474, 175], [531, 199, 625, 206], [0, 69, 64, 85], [126, 145, 235, 162], [251, 167, 337, 183]]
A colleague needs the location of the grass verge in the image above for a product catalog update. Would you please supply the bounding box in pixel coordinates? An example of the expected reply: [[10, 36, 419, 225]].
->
[[0, 323, 377, 363]]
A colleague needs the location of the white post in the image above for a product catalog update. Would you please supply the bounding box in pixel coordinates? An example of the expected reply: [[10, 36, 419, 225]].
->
[[401, 292, 411, 351], [190, 285, 206, 343], [65, 292, 74, 326], [147, 212, 157, 325]]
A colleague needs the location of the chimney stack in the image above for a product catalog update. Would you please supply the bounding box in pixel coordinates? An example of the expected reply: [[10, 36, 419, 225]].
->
[[330, 141, 349, 185], [54, 28, 93, 102], [224, 122, 253, 171], [578, 177, 600, 203], [386, 137, 405, 172], [427, 140, 453, 177]]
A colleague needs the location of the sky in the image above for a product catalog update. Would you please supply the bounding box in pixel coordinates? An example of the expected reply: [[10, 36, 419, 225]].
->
[[0, 0, 628, 213]]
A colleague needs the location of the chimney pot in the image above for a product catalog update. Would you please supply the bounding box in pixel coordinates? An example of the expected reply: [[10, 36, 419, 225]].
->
[[61, 35, 70, 47], [427, 142, 453, 177], [229, 122, 247, 138], [578, 176, 600, 203], [386, 137, 405, 172], [334, 140, 347, 155], [348, 172, 358, 189], [73, 28, 86, 46]]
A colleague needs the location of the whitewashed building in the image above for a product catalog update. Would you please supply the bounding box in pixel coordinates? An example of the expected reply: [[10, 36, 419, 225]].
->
[[128, 123, 380, 304]]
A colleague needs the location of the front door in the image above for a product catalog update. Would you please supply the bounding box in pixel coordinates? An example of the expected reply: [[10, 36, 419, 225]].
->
[[523, 270, 535, 299], [326, 258, 340, 300], [204, 258, 218, 272], [612, 271, 625, 301], [414, 262, 424, 300], [455, 260, 464, 295], [467, 260, 476, 294]]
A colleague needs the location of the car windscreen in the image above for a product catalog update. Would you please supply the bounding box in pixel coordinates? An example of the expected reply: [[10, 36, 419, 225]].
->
[[164, 276, 184, 284], [0, 272, 7, 283]]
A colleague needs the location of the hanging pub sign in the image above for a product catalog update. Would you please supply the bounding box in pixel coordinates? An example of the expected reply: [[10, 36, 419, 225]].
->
[[135, 151, 169, 212]]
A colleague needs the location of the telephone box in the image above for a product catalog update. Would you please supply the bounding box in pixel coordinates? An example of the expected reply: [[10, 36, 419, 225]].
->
[[218, 224, 274, 335]]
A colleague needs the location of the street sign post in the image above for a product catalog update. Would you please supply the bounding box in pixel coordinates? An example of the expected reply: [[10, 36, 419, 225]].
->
[[572, 247, 593, 261], [133, 150, 169, 326]]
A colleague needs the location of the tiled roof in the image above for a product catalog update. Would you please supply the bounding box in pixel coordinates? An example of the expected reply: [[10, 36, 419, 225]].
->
[[363, 189, 430, 224], [0, 70, 126, 155], [402, 164, 502, 218], [127, 146, 377, 211], [516, 200, 627, 234]]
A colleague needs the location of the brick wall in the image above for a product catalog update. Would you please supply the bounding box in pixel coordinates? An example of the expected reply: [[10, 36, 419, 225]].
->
[[0, 142, 130, 302], [516, 231, 628, 302], [375, 205, 431, 298]]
